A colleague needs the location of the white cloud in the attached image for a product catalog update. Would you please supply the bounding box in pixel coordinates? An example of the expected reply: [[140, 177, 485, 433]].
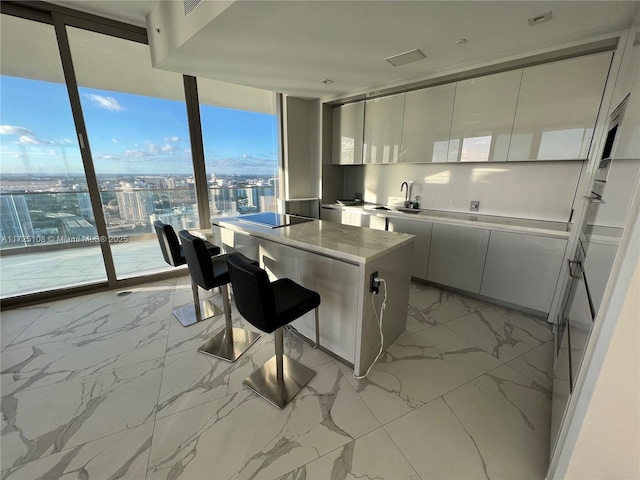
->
[[112, 138, 118, 143], [124, 149, 147, 158], [0, 125, 34, 136], [84, 94, 123, 111], [161, 144, 178, 153], [164, 136, 181, 143], [18, 135, 54, 145]]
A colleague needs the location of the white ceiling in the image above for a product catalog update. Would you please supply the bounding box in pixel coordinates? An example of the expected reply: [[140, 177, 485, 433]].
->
[[51, 1, 640, 99]]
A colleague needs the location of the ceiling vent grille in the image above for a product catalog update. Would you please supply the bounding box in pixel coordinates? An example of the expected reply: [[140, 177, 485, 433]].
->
[[184, 0, 202, 16]]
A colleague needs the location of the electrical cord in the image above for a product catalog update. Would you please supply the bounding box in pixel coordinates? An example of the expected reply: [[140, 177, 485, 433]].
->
[[354, 277, 387, 380]]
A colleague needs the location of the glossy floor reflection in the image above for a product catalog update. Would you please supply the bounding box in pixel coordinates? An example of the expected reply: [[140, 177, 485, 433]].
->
[[1, 279, 553, 479]]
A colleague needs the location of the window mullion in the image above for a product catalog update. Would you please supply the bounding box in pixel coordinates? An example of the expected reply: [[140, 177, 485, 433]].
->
[[184, 75, 211, 229], [52, 12, 118, 286]]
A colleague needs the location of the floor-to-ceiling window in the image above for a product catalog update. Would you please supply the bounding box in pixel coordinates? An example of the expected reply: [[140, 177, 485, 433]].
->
[[66, 26, 197, 279], [197, 77, 279, 217], [0, 14, 107, 297], [0, 7, 281, 302]]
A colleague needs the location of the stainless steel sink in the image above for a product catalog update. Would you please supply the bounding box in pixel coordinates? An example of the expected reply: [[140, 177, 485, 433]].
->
[[397, 207, 422, 214]]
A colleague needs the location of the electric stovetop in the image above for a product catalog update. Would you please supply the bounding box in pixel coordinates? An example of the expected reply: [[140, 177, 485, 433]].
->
[[236, 212, 313, 229]]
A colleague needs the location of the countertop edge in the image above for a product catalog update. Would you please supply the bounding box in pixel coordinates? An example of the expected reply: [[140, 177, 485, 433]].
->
[[321, 204, 571, 239], [212, 217, 415, 264]]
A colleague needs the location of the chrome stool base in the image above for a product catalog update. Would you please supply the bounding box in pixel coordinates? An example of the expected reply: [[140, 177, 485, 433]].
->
[[198, 327, 261, 362], [243, 355, 316, 409], [172, 299, 221, 327]]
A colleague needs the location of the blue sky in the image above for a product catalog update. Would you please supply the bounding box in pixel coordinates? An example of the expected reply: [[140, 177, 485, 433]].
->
[[0, 76, 278, 176]]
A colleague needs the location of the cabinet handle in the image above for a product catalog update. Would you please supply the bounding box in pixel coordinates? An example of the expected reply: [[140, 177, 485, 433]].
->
[[584, 195, 605, 204], [568, 259, 583, 279]]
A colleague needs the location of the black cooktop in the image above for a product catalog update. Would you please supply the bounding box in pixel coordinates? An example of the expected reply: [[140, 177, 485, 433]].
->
[[236, 212, 313, 229]]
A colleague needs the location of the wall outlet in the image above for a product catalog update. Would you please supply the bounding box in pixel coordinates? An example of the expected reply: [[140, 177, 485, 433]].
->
[[370, 271, 380, 294], [470, 200, 480, 212]]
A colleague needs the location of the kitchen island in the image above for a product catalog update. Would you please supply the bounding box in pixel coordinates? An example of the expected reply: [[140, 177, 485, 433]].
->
[[211, 214, 414, 376]]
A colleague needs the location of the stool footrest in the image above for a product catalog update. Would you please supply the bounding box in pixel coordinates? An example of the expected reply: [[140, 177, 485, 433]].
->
[[198, 327, 261, 362], [243, 355, 315, 409]]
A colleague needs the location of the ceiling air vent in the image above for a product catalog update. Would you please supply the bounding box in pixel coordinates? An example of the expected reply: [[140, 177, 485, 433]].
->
[[385, 49, 426, 67], [184, 0, 202, 16]]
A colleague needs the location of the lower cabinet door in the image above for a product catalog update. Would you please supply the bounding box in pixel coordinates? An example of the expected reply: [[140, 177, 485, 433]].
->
[[427, 223, 490, 293], [480, 230, 567, 313], [387, 217, 431, 280]]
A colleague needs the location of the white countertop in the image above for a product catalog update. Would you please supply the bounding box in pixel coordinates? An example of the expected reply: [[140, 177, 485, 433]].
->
[[212, 216, 415, 264], [322, 203, 571, 238]]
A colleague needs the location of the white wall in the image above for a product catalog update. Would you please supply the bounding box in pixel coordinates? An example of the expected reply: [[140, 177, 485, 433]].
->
[[353, 161, 583, 222]]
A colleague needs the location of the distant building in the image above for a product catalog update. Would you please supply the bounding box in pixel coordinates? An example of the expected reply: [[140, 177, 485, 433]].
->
[[149, 208, 198, 230], [77, 192, 95, 222], [0, 195, 34, 240], [209, 186, 236, 214], [116, 189, 154, 222]]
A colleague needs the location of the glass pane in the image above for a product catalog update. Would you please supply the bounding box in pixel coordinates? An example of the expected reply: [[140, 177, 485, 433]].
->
[[67, 27, 197, 280], [0, 15, 107, 298], [197, 77, 279, 217]]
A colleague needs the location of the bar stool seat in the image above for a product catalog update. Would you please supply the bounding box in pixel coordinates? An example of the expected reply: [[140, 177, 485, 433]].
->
[[153, 220, 221, 327], [179, 230, 261, 362], [226, 254, 321, 409]]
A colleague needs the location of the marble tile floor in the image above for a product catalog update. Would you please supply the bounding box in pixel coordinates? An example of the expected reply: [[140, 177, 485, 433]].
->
[[0, 278, 554, 480]]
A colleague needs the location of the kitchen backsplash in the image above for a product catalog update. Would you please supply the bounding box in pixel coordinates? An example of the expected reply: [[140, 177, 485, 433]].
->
[[343, 160, 585, 222]]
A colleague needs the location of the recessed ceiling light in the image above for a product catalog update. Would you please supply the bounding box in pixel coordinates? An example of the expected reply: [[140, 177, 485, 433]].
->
[[320, 78, 334, 84], [456, 38, 468, 45], [385, 49, 426, 67], [528, 11, 552, 26]]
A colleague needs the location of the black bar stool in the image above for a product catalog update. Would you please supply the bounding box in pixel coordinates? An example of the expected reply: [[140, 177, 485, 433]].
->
[[153, 220, 221, 327], [226, 254, 321, 409], [179, 230, 261, 362]]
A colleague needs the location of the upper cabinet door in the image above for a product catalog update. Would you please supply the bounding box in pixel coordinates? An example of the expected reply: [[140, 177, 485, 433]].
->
[[401, 84, 455, 163], [447, 69, 522, 162], [332, 102, 364, 165], [508, 53, 612, 161], [363, 93, 405, 164]]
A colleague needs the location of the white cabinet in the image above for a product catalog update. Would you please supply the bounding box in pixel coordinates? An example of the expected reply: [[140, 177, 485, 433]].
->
[[508, 53, 612, 161], [332, 102, 364, 165], [401, 84, 455, 163], [427, 223, 490, 293], [447, 70, 522, 162], [363, 93, 405, 164], [341, 209, 369, 227], [368, 215, 387, 231], [388, 217, 432, 280], [480, 231, 567, 313]]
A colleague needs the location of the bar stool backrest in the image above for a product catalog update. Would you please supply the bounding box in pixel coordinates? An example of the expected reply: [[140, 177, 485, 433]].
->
[[153, 220, 184, 267], [178, 230, 217, 290], [227, 255, 276, 333]]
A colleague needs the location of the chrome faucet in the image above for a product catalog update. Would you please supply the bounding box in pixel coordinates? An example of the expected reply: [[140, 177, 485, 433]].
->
[[401, 182, 412, 208]]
